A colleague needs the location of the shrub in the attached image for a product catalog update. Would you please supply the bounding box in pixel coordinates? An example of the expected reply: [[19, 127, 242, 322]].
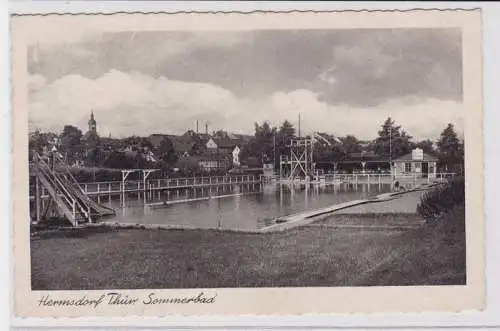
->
[[417, 177, 465, 224]]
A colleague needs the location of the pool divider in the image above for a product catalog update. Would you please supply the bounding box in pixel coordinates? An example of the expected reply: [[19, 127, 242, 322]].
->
[[144, 191, 263, 208]]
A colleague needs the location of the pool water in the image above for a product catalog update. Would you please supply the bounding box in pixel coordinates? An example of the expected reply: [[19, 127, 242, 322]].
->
[[103, 183, 392, 230]]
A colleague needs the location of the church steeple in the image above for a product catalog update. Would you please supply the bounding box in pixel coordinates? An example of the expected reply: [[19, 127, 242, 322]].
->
[[88, 111, 97, 133]]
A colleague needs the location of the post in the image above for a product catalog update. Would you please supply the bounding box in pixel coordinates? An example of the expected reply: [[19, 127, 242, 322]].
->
[[35, 176, 41, 223]]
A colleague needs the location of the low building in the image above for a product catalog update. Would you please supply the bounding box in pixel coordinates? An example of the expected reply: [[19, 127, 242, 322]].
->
[[392, 148, 438, 178], [215, 139, 242, 167], [176, 153, 230, 173]]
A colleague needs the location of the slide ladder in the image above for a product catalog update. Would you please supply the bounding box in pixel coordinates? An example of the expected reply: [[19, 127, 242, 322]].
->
[[33, 153, 116, 226], [53, 160, 116, 217]]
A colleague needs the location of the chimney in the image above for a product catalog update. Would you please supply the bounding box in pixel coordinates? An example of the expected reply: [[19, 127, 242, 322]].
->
[[196, 120, 199, 134]]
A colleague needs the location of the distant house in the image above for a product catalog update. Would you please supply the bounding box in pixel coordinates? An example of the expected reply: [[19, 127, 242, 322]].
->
[[148, 134, 169, 149], [216, 139, 240, 153], [176, 153, 230, 172], [230, 133, 254, 144], [214, 139, 244, 167], [205, 138, 218, 151], [392, 148, 438, 178], [149, 134, 195, 157]]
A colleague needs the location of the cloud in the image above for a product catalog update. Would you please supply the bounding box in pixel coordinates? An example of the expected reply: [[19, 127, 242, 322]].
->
[[29, 29, 462, 109], [318, 66, 338, 85], [29, 71, 464, 141]]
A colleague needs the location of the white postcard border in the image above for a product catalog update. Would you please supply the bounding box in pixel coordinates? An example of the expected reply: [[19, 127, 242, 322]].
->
[[10, 8, 485, 319]]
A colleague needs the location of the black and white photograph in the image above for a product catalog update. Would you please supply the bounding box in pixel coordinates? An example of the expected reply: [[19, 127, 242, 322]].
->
[[11, 9, 484, 317]]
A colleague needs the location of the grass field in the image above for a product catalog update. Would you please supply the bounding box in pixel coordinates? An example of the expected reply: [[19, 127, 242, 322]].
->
[[31, 210, 465, 290]]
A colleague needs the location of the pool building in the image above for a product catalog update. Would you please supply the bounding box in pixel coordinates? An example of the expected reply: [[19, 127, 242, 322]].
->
[[392, 148, 438, 178]]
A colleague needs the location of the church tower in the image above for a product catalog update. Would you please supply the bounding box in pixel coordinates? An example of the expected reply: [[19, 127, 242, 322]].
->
[[88, 111, 97, 133]]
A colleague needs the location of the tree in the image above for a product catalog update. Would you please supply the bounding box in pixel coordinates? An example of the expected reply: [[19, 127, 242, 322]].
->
[[373, 117, 413, 160], [340, 135, 362, 157], [60, 125, 83, 163], [158, 137, 177, 168], [29, 130, 52, 154], [213, 130, 230, 140], [85, 147, 103, 168], [60, 125, 82, 151], [278, 120, 295, 141], [103, 151, 134, 169], [244, 122, 277, 165], [274, 120, 296, 167], [437, 123, 463, 173]]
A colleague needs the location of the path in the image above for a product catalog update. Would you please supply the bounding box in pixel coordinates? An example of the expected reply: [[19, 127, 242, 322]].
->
[[260, 188, 429, 233], [333, 190, 425, 215]]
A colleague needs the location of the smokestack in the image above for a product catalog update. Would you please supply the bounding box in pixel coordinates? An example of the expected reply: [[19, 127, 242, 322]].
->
[[205, 122, 209, 135], [298, 113, 301, 138], [196, 120, 199, 133]]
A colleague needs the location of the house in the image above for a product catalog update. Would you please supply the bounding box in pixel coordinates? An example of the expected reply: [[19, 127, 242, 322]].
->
[[205, 138, 218, 151], [216, 139, 241, 153], [392, 148, 438, 178], [230, 133, 254, 144], [148, 134, 195, 157], [176, 153, 230, 172]]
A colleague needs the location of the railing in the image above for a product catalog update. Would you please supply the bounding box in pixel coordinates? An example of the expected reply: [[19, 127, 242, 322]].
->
[[286, 172, 456, 184], [36, 155, 92, 224], [75, 175, 264, 194], [30, 172, 457, 200]]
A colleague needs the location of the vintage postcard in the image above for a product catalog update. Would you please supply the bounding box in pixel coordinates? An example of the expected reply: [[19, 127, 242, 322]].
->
[[11, 9, 484, 318]]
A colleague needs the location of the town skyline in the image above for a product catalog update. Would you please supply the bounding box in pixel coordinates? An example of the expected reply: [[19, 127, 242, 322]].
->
[[28, 28, 464, 141]]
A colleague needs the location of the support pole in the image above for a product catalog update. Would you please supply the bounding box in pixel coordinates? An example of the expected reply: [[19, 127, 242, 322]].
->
[[35, 176, 41, 223]]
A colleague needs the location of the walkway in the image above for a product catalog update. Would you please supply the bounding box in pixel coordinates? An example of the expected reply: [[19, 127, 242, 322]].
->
[[333, 190, 426, 215], [259, 187, 431, 233]]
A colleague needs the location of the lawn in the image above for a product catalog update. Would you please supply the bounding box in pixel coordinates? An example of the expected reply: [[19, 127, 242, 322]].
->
[[31, 211, 465, 290]]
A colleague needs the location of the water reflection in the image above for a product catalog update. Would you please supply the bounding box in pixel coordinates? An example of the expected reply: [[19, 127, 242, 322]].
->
[[102, 183, 391, 230]]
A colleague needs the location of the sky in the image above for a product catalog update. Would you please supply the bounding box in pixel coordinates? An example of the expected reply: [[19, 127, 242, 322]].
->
[[27, 28, 464, 141]]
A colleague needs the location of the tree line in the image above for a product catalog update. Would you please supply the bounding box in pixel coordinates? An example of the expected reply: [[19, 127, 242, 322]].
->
[[29, 117, 465, 175]]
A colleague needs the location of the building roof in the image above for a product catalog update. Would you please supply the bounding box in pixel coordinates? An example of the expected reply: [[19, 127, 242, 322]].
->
[[346, 151, 384, 161], [149, 134, 195, 153], [176, 153, 229, 168], [231, 134, 254, 143], [245, 156, 261, 167], [216, 139, 242, 149], [393, 152, 438, 162], [171, 140, 195, 154]]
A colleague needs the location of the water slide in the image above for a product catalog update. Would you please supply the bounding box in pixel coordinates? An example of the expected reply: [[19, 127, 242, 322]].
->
[[33, 153, 116, 225]]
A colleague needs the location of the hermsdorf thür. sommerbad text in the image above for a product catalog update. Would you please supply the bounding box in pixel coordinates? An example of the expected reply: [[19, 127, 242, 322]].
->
[[38, 292, 217, 308]]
